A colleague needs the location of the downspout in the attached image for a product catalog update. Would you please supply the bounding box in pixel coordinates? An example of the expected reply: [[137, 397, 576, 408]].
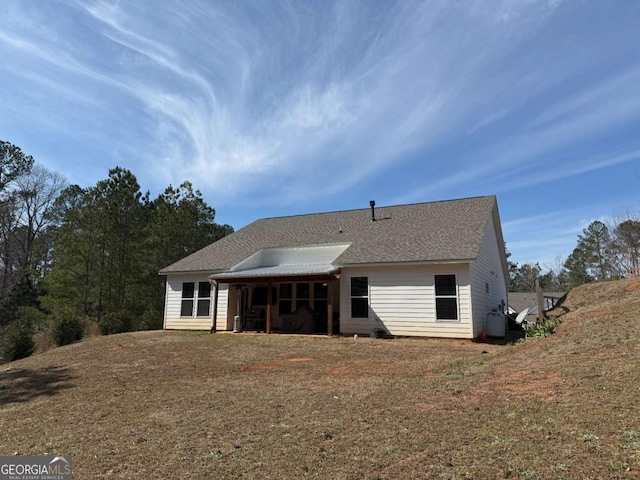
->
[[210, 279, 219, 333]]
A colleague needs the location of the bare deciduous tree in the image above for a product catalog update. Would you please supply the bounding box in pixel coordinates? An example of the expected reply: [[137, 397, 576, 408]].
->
[[14, 165, 67, 273]]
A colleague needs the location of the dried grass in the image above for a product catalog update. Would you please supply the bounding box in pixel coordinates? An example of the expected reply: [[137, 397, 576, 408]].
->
[[1, 278, 640, 479]]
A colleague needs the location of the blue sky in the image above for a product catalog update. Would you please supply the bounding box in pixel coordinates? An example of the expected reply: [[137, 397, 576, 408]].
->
[[1, 1, 639, 268]]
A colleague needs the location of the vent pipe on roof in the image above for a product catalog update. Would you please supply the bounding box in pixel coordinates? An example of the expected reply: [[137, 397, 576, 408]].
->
[[370, 200, 376, 222]]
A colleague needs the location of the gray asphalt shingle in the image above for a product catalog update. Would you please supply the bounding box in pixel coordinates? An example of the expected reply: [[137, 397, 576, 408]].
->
[[159, 195, 502, 274]]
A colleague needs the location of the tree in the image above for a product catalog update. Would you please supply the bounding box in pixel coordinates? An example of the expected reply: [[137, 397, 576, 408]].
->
[[143, 182, 233, 318], [506, 248, 518, 284], [0, 140, 36, 323], [92, 167, 149, 316], [13, 165, 66, 273], [575, 221, 615, 282], [564, 246, 592, 288], [541, 256, 570, 292], [0, 192, 21, 296], [0, 140, 34, 193], [46, 170, 234, 332], [0, 165, 66, 326], [564, 221, 616, 287], [44, 185, 100, 317], [507, 247, 569, 292], [614, 219, 640, 276], [47, 168, 148, 321], [509, 262, 542, 292], [149, 182, 232, 265]]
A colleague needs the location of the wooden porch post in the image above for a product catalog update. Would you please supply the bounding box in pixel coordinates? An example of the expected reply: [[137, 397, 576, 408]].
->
[[266, 281, 272, 334], [327, 279, 333, 337], [210, 280, 219, 333]]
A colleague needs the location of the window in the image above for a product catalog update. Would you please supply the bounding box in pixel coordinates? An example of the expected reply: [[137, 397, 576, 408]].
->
[[350, 276, 369, 318], [181, 282, 212, 317], [278, 282, 330, 317], [295, 283, 310, 310], [252, 286, 277, 305], [435, 274, 458, 321], [196, 282, 211, 317], [181, 282, 195, 317], [314, 283, 328, 321], [279, 283, 293, 315]]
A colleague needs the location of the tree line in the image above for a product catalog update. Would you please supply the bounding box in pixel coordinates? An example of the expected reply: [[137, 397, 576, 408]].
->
[[0, 140, 232, 360], [509, 218, 640, 293]]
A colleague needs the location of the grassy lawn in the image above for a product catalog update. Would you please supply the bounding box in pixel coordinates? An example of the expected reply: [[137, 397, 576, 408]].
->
[[1, 278, 640, 479]]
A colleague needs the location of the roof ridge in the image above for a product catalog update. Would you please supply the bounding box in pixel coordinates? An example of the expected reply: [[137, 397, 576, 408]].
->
[[258, 194, 496, 221]]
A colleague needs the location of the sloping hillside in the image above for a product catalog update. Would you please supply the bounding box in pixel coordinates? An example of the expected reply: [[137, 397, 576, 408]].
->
[[1, 279, 639, 479]]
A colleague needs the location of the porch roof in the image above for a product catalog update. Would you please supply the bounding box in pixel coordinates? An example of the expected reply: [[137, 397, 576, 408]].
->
[[209, 264, 340, 283]]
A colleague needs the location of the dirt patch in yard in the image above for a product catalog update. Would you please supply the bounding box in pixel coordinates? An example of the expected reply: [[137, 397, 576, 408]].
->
[[624, 280, 640, 292], [240, 357, 313, 371], [472, 369, 566, 401]]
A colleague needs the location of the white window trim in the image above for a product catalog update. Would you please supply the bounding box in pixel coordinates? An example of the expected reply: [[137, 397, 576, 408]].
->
[[180, 281, 212, 318], [434, 274, 460, 322], [350, 276, 370, 319], [180, 282, 196, 318], [196, 281, 212, 318]]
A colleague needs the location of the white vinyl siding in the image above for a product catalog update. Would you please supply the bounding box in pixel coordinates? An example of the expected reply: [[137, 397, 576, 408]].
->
[[469, 215, 509, 338], [340, 264, 473, 338], [164, 274, 228, 330], [213, 284, 229, 331]]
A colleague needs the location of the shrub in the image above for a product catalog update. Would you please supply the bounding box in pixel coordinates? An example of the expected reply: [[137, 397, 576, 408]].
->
[[52, 314, 84, 346], [527, 317, 561, 337], [17, 306, 49, 331], [99, 310, 133, 335], [2, 321, 35, 362], [138, 309, 163, 331], [82, 318, 101, 338]]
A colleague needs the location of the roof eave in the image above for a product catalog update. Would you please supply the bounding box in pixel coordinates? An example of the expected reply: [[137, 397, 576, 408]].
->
[[209, 270, 341, 284], [337, 258, 476, 269], [159, 269, 227, 276]]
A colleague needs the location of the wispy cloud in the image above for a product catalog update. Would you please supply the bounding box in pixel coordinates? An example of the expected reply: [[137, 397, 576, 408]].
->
[[394, 66, 640, 204], [7, 0, 572, 202], [1, 0, 639, 263], [503, 207, 603, 265]]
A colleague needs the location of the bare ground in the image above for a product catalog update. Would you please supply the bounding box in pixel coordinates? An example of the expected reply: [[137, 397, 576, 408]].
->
[[1, 278, 640, 479]]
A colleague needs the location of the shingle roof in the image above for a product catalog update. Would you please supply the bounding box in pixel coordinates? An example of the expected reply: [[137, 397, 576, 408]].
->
[[508, 292, 566, 313], [159, 195, 504, 274]]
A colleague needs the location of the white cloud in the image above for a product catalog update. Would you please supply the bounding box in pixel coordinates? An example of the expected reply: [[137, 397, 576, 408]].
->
[[0, 0, 637, 224], [65, 0, 571, 203]]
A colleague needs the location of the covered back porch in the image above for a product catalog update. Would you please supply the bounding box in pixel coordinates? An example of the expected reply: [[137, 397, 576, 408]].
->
[[210, 271, 341, 336]]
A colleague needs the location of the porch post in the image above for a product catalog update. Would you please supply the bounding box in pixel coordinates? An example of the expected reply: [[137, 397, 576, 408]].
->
[[327, 279, 333, 337], [210, 280, 219, 333], [266, 281, 273, 334], [236, 286, 242, 317]]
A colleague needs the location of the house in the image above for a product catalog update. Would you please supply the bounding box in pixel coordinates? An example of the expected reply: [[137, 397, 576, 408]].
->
[[158, 195, 510, 339], [508, 291, 565, 323]]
